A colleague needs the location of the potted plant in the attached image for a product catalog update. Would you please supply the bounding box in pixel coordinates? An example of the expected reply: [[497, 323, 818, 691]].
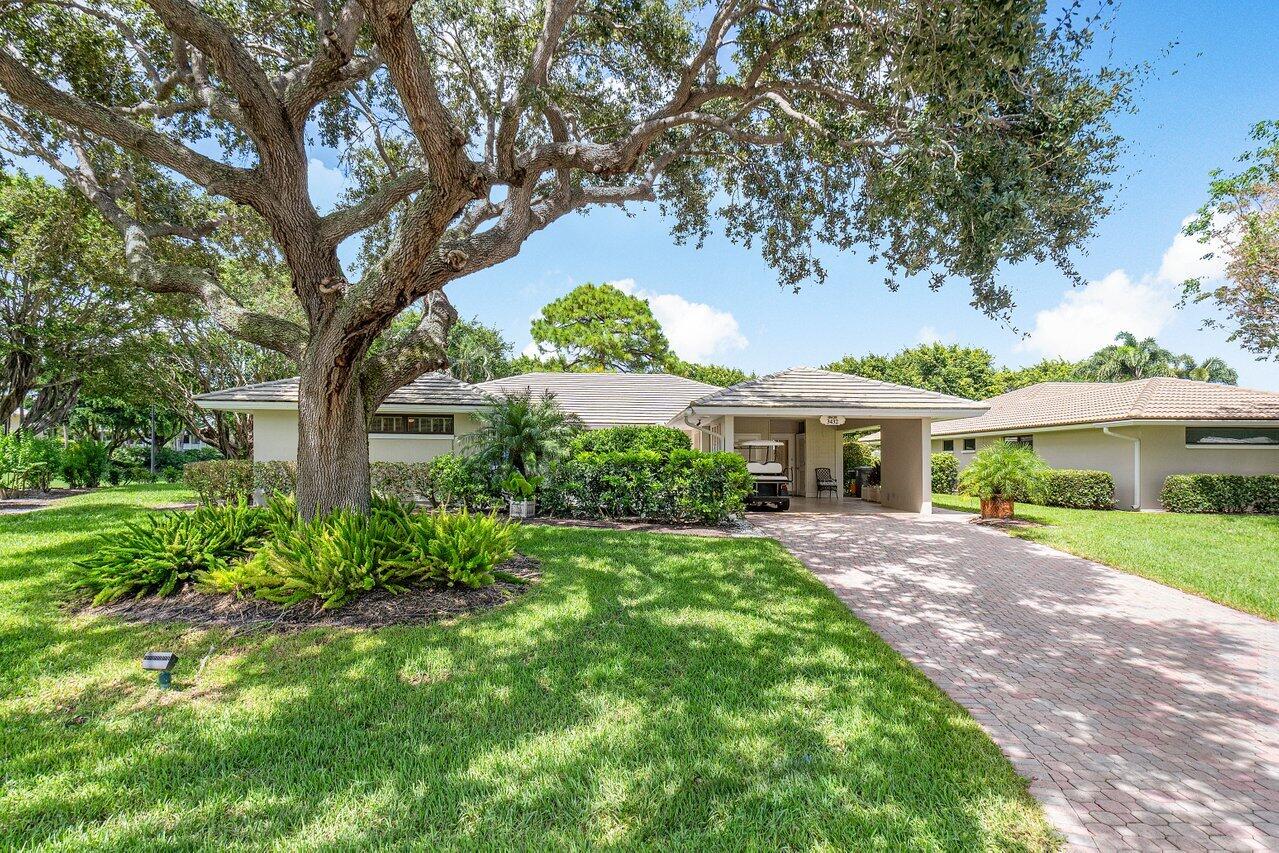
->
[[862, 463, 882, 503], [958, 442, 1048, 519], [501, 471, 542, 519]]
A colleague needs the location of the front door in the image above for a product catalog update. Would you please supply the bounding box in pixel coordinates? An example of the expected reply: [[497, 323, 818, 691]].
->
[[795, 434, 807, 496]]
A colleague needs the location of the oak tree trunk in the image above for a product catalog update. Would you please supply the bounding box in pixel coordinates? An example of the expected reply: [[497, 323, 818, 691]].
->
[[295, 351, 371, 518]]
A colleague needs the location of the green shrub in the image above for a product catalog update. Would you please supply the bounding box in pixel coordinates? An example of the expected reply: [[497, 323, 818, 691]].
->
[[1042, 469, 1114, 509], [74, 499, 266, 605], [388, 508, 516, 588], [160, 465, 183, 483], [253, 460, 298, 496], [0, 431, 62, 493], [428, 454, 499, 509], [958, 443, 1048, 503], [931, 453, 959, 494], [843, 439, 876, 484], [570, 425, 691, 456], [1161, 474, 1279, 514], [543, 449, 753, 524], [371, 461, 432, 502], [61, 439, 109, 489], [184, 459, 254, 505]]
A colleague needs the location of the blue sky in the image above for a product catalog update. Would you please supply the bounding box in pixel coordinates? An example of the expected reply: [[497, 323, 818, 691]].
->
[[397, 0, 1276, 390]]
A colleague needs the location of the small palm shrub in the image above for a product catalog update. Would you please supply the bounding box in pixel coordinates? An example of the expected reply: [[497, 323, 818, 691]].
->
[[74, 499, 266, 604], [464, 389, 583, 476], [389, 509, 516, 589], [958, 443, 1048, 514]]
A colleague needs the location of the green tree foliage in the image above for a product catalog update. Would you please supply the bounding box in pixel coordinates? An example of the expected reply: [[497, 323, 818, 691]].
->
[[0, 174, 153, 431], [825, 343, 1006, 399], [1077, 332, 1237, 384], [958, 443, 1049, 504], [995, 358, 1083, 390], [446, 318, 515, 384], [530, 283, 673, 372], [0, 0, 1130, 515], [1183, 120, 1279, 357], [667, 359, 753, 387]]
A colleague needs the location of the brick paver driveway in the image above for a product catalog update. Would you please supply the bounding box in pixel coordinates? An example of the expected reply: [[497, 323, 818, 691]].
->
[[752, 507, 1279, 851]]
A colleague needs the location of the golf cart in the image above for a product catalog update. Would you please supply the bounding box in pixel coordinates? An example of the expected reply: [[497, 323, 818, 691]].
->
[[737, 439, 790, 511]]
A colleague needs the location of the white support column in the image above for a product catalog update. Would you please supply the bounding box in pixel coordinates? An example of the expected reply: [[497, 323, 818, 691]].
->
[[722, 415, 735, 455], [919, 417, 932, 515]]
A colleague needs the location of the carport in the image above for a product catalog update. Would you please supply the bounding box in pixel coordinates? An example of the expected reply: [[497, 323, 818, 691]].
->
[[677, 367, 988, 513]]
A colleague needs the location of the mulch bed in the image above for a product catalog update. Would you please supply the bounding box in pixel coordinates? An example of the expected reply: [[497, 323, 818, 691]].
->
[[969, 517, 1042, 529], [79, 554, 541, 631]]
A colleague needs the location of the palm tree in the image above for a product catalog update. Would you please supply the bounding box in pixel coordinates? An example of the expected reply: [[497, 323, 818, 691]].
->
[[464, 390, 583, 476], [1174, 355, 1239, 385], [1081, 332, 1175, 381]]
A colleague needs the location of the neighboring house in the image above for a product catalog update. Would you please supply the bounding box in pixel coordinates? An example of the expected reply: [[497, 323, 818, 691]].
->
[[874, 378, 1279, 510], [196, 366, 989, 513]]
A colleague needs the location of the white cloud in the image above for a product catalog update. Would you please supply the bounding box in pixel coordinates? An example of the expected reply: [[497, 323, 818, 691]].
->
[[1018, 216, 1231, 361], [1156, 214, 1228, 284], [606, 278, 747, 362], [307, 157, 347, 213], [1017, 269, 1175, 360], [915, 326, 956, 345]]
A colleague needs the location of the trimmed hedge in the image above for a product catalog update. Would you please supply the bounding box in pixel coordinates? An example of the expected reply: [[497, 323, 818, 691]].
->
[[186, 458, 452, 506], [184, 460, 253, 505], [1161, 474, 1279, 514], [1042, 469, 1114, 509], [569, 425, 691, 456], [543, 449, 753, 524], [931, 453, 958, 494]]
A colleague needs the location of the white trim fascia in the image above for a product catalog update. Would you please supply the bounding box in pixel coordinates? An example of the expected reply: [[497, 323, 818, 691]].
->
[[931, 417, 1279, 440], [686, 405, 988, 420], [195, 401, 486, 415]]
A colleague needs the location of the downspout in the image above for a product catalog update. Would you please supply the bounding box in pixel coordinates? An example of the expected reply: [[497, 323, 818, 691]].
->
[[1102, 426, 1141, 510], [683, 412, 722, 452]]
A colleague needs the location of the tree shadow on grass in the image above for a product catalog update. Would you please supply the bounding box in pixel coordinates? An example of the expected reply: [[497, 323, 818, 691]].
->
[[0, 520, 1054, 850]]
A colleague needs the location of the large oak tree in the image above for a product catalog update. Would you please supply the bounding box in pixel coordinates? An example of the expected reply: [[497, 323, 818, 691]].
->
[[0, 0, 1126, 515]]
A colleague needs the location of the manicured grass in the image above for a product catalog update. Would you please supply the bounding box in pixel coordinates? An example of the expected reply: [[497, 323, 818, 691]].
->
[[2, 485, 1056, 850], [934, 493, 1279, 620]]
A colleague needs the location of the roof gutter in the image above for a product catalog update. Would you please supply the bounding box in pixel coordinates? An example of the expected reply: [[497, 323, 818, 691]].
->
[[1101, 425, 1141, 510], [682, 412, 723, 452]]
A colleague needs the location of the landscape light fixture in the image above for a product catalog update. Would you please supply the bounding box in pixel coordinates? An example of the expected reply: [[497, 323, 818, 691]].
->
[[142, 651, 178, 689]]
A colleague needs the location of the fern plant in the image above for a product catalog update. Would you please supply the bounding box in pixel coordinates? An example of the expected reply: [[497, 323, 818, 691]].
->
[[74, 499, 266, 605], [390, 509, 516, 589]]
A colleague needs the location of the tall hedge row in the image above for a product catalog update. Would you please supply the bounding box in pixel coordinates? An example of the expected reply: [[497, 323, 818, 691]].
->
[[183, 459, 469, 506], [542, 449, 753, 524], [1161, 474, 1279, 514]]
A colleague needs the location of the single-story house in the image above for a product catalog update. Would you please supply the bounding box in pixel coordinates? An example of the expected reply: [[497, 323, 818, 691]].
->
[[867, 377, 1279, 510], [196, 366, 988, 513]]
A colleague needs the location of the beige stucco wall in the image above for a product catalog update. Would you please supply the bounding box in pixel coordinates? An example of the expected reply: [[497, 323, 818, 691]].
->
[[933, 424, 1279, 509], [250, 410, 480, 464], [880, 418, 931, 512]]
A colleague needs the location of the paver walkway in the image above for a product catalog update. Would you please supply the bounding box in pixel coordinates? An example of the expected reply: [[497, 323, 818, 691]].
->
[[752, 508, 1279, 852]]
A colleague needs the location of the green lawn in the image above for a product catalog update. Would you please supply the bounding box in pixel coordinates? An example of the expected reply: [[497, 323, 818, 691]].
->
[[0, 485, 1055, 850], [934, 493, 1279, 620]]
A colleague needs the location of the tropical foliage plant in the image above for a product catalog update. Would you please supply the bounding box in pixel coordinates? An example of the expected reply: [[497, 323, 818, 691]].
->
[[958, 443, 1049, 504], [465, 390, 582, 476]]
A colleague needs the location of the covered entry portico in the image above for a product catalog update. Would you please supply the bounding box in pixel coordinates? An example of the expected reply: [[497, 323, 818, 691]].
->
[[678, 368, 988, 513]]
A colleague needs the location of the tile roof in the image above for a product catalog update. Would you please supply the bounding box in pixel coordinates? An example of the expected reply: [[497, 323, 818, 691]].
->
[[927, 377, 1279, 436], [194, 371, 489, 408], [689, 366, 987, 413], [476, 372, 719, 428]]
